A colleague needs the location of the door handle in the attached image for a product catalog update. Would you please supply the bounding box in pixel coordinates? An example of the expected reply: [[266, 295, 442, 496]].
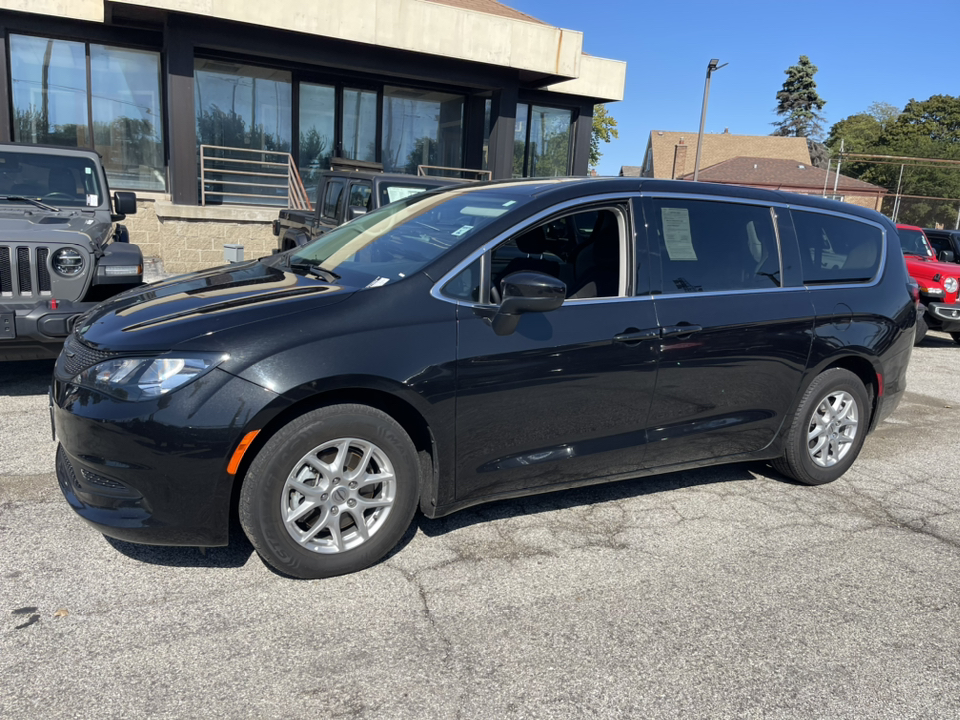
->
[[661, 324, 703, 338], [614, 328, 661, 343]]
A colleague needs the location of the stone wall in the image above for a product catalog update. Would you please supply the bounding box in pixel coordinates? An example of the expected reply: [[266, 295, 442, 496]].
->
[[122, 198, 277, 275]]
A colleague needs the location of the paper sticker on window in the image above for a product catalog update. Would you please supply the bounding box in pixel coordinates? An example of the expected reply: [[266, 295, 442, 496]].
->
[[365, 277, 390, 288], [451, 225, 473, 237], [661, 207, 697, 261], [86, 195, 99, 207], [385, 186, 428, 202]]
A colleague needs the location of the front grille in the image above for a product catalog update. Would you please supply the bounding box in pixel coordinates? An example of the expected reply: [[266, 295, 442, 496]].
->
[[16, 247, 31, 293], [62, 333, 121, 377], [0, 247, 10, 294], [0, 243, 57, 298], [36, 248, 51, 292]]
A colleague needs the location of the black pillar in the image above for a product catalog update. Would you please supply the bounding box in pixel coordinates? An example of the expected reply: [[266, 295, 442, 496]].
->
[[0, 28, 11, 143], [165, 17, 197, 204], [486, 85, 518, 180], [571, 101, 594, 177], [462, 94, 486, 173]]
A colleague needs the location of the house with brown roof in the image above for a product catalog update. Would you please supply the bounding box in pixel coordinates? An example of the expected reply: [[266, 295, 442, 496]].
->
[[622, 131, 885, 211], [680, 157, 887, 211], [625, 131, 811, 181]]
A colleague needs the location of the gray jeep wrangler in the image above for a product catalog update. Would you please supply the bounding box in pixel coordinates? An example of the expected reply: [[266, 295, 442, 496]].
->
[[0, 144, 143, 361]]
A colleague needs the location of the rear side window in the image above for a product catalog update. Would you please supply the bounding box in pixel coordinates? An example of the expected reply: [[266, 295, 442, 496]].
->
[[348, 182, 372, 211], [793, 210, 883, 284], [322, 179, 345, 221], [649, 198, 780, 294]]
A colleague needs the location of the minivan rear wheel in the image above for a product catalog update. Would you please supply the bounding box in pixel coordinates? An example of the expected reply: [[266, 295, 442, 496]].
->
[[773, 368, 870, 486], [239, 404, 419, 579]]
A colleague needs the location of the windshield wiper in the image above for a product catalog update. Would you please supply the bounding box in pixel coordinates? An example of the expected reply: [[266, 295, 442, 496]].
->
[[289, 260, 340, 282], [3, 195, 60, 211]]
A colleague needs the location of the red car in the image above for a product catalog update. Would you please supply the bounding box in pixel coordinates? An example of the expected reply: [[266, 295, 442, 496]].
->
[[897, 224, 960, 344]]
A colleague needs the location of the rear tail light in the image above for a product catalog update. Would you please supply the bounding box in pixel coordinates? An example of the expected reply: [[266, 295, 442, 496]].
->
[[908, 281, 920, 305]]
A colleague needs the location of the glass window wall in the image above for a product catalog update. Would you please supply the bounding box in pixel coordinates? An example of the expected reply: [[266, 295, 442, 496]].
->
[[382, 87, 464, 174], [512, 103, 574, 178], [341, 88, 378, 164], [299, 83, 335, 201], [91, 45, 165, 191], [10, 34, 166, 191]]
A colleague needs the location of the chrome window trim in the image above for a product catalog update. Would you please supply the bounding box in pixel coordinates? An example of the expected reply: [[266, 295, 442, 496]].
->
[[643, 191, 889, 291], [431, 192, 638, 307]]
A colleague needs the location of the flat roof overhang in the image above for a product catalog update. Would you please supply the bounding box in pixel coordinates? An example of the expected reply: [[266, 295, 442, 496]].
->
[[10, 0, 626, 102]]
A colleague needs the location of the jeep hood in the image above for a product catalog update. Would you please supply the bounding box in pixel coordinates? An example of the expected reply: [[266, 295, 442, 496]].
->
[[0, 209, 110, 246], [904, 254, 960, 281], [75, 259, 355, 352]]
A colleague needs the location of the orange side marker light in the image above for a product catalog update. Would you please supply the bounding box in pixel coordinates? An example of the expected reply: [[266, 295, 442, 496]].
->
[[227, 430, 261, 475]]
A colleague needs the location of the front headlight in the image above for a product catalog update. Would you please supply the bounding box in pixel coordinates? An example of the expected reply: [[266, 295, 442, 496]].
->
[[52, 248, 84, 276], [944, 276, 958, 294], [73, 354, 227, 401]]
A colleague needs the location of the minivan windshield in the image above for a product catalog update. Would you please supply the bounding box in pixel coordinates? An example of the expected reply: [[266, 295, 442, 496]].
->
[[899, 227, 935, 258], [289, 187, 527, 287]]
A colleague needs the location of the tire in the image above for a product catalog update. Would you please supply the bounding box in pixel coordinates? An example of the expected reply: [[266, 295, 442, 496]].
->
[[239, 404, 420, 579], [951, 332, 960, 346], [772, 368, 870, 486], [915, 310, 928, 345]]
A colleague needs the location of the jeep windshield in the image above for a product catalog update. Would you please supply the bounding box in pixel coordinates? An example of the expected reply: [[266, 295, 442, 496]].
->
[[899, 227, 935, 258], [288, 187, 527, 287], [0, 150, 104, 209]]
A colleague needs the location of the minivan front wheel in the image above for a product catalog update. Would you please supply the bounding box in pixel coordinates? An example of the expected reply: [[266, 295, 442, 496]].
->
[[240, 404, 420, 578], [773, 368, 870, 486]]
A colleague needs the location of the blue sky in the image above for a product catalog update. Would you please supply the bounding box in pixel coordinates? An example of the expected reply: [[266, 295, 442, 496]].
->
[[509, 0, 960, 176]]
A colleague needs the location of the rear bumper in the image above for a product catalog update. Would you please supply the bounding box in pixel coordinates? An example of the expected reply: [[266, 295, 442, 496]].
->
[[1, 299, 94, 360]]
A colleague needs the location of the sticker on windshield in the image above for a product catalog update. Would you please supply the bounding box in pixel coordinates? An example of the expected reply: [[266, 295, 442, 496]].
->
[[661, 207, 697, 261], [365, 277, 390, 288], [386, 186, 428, 202], [86, 194, 99, 207], [451, 225, 473, 237]]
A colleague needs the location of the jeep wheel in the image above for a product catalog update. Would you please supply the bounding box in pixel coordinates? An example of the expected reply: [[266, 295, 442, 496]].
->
[[773, 368, 869, 486], [915, 311, 928, 345], [239, 404, 420, 578]]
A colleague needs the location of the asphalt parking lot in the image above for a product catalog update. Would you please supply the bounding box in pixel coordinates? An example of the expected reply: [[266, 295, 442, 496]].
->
[[3, 335, 960, 719]]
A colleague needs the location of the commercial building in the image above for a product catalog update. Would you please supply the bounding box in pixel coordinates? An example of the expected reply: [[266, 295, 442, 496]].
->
[[0, 0, 625, 272]]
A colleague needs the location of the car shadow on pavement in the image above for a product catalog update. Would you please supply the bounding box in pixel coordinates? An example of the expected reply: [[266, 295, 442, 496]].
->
[[416, 461, 767, 539], [918, 332, 955, 348], [103, 524, 256, 569], [0, 359, 56, 396]]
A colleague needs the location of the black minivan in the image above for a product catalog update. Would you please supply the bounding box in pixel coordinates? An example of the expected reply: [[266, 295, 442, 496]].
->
[[52, 178, 916, 578]]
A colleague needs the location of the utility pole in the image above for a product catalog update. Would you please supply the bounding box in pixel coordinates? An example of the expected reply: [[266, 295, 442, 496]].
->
[[693, 59, 727, 182]]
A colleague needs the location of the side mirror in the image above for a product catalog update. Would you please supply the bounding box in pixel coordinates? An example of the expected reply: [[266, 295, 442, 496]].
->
[[347, 205, 367, 221], [940, 250, 955, 263], [113, 191, 137, 217], [488, 271, 565, 336]]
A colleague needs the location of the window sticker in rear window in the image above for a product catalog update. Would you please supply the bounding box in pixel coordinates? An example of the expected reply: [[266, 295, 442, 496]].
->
[[661, 207, 698, 261]]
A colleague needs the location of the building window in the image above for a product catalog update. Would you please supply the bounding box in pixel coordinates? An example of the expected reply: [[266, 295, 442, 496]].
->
[[512, 103, 573, 178], [10, 34, 166, 191], [195, 60, 292, 153], [299, 82, 335, 200], [341, 88, 377, 164], [381, 86, 464, 174]]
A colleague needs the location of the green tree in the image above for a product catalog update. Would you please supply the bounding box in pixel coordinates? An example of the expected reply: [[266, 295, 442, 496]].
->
[[590, 104, 619, 169], [772, 56, 827, 139]]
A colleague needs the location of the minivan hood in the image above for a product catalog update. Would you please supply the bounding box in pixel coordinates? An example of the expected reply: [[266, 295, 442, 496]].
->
[[76, 260, 355, 352]]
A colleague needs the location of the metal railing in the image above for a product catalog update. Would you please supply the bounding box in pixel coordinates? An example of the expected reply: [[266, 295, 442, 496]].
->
[[417, 165, 492, 181], [200, 145, 312, 210]]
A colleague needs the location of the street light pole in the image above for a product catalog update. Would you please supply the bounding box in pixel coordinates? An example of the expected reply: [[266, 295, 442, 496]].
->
[[693, 58, 727, 182]]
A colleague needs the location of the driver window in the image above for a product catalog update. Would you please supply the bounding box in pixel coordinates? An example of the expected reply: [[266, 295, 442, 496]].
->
[[490, 207, 624, 300]]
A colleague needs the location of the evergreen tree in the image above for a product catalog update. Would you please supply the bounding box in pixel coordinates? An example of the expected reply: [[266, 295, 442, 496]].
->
[[772, 56, 826, 139]]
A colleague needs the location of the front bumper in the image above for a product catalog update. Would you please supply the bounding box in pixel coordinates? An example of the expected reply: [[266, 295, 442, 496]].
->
[[53, 363, 279, 546], [926, 301, 960, 332], [1, 299, 95, 360]]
